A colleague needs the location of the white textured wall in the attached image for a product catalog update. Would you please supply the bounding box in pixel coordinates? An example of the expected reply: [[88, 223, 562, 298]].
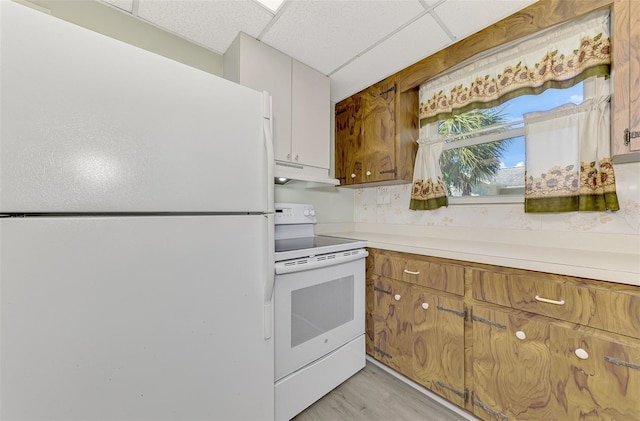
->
[[354, 162, 640, 236], [275, 185, 354, 224]]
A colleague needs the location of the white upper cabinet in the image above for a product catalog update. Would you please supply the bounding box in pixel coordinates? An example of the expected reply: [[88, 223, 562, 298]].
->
[[223, 32, 292, 163], [224, 33, 331, 171], [291, 59, 330, 169]]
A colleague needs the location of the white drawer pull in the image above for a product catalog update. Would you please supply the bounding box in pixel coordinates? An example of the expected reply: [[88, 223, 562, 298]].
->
[[575, 348, 589, 360], [394, 294, 401, 301], [515, 331, 526, 340], [422, 302, 429, 310], [535, 295, 565, 306], [403, 269, 420, 275]]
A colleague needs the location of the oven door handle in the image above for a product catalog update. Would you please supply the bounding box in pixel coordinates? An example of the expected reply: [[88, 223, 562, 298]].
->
[[275, 249, 368, 275]]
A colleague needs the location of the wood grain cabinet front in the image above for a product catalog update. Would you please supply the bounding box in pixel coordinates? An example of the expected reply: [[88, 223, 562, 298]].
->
[[375, 251, 465, 296], [372, 275, 413, 375], [613, 0, 640, 160], [334, 80, 417, 186], [471, 267, 640, 340], [550, 324, 640, 420], [471, 305, 555, 421], [412, 285, 466, 407]]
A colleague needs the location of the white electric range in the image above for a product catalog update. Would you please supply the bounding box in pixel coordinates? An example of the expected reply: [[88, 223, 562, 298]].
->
[[273, 203, 367, 421]]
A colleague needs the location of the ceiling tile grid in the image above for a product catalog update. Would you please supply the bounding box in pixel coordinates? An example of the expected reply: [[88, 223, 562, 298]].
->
[[136, 0, 274, 54], [330, 12, 452, 102], [260, 0, 426, 75], [433, 0, 538, 40], [99, 0, 540, 103]]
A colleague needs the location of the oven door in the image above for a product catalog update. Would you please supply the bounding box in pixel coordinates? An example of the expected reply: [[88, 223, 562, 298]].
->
[[274, 255, 365, 381]]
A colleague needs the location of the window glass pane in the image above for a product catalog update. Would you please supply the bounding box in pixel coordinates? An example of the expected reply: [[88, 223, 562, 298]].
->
[[438, 82, 583, 198]]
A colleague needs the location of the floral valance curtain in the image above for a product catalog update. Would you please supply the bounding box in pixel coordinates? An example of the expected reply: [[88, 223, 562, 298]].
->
[[524, 77, 619, 212], [418, 9, 611, 126]]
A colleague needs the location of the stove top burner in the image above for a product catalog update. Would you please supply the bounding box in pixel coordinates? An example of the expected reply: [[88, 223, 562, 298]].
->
[[274, 235, 366, 262], [275, 236, 359, 253]]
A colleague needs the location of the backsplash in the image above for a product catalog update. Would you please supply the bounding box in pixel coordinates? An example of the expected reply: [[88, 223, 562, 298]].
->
[[354, 162, 640, 235]]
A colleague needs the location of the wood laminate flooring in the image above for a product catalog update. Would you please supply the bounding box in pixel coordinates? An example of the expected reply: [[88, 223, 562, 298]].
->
[[292, 362, 469, 421]]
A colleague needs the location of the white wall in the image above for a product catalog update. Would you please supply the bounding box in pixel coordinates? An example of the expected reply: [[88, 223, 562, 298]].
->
[[21, 0, 223, 76], [354, 162, 640, 236]]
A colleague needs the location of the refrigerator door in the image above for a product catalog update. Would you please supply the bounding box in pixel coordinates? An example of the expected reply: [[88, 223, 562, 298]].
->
[[0, 215, 274, 421], [0, 1, 271, 213]]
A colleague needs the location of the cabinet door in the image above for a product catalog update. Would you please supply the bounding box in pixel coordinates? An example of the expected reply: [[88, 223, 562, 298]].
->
[[472, 305, 554, 421], [365, 251, 375, 355], [228, 33, 292, 162], [412, 286, 466, 407], [291, 60, 330, 169], [335, 94, 363, 185], [373, 276, 412, 375], [550, 324, 640, 420], [363, 80, 396, 183], [613, 0, 640, 157]]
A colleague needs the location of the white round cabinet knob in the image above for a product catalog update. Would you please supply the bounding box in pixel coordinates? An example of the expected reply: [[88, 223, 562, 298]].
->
[[366, 171, 372, 176], [575, 348, 589, 360], [515, 331, 526, 340], [422, 302, 429, 310], [394, 294, 401, 301], [351, 173, 356, 178]]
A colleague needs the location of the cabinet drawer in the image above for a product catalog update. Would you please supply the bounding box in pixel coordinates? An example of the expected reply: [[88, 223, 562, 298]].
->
[[472, 268, 640, 339], [374, 252, 464, 296]]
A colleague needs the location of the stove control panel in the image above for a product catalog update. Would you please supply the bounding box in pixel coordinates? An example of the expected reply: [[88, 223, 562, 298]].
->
[[274, 203, 316, 225]]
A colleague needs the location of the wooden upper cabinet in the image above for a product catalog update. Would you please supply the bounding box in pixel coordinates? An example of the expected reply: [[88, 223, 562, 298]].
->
[[334, 80, 417, 186], [335, 93, 363, 185], [362, 80, 396, 183], [613, 0, 640, 160]]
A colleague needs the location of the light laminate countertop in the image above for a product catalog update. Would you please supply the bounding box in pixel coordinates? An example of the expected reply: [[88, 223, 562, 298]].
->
[[317, 223, 640, 287]]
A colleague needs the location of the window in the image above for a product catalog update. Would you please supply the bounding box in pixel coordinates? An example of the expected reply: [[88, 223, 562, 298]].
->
[[436, 82, 585, 204], [410, 9, 611, 211]]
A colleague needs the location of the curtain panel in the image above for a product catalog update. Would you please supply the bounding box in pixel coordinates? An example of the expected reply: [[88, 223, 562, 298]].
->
[[524, 80, 619, 212], [410, 125, 448, 211], [418, 9, 611, 126]]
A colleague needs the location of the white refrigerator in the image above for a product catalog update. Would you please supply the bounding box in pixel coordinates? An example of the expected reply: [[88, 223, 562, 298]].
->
[[0, 2, 275, 420]]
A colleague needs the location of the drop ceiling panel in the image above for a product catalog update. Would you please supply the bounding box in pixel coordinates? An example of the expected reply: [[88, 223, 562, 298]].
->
[[136, 0, 273, 54], [260, 0, 426, 75], [434, 0, 538, 40], [329, 13, 452, 102]]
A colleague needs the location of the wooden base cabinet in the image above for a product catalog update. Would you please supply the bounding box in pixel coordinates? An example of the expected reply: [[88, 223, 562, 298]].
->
[[471, 305, 555, 421], [365, 249, 640, 420], [412, 286, 466, 407], [550, 325, 640, 420], [372, 275, 413, 375]]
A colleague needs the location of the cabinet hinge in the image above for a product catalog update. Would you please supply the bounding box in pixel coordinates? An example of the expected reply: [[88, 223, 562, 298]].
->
[[464, 388, 469, 404], [373, 346, 393, 359], [436, 305, 466, 319], [471, 314, 507, 329], [373, 286, 393, 295], [604, 355, 640, 371], [435, 381, 466, 401], [379, 167, 397, 175], [379, 85, 397, 96], [472, 395, 509, 420], [335, 108, 347, 116], [624, 128, 640, 146]]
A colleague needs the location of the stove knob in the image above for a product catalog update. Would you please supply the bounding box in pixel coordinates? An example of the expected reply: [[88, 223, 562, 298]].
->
[[303, 209, 310, 217], [310, 210, 316, 217]]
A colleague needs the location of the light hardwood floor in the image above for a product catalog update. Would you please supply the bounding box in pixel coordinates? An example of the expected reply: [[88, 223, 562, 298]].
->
[[292, 362, 469, 421]]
